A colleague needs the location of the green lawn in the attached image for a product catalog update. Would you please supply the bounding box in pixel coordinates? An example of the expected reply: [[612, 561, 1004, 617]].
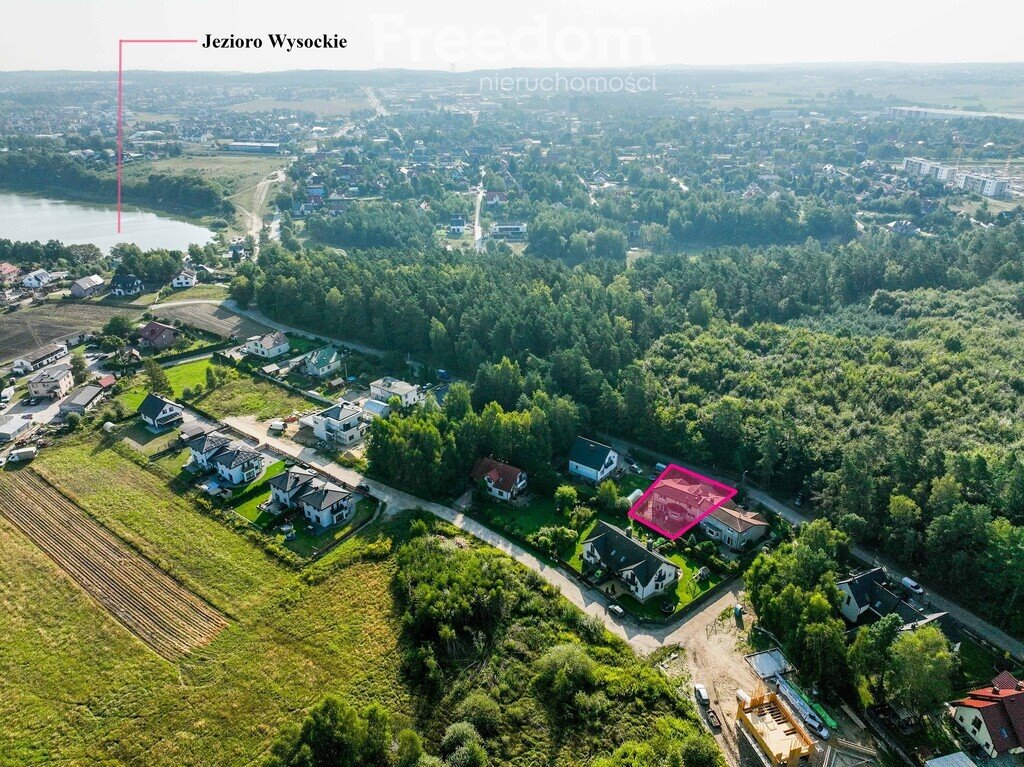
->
[[272, 498, 378, 558]]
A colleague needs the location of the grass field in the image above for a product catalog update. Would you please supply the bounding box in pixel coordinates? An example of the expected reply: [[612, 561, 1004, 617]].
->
[[151, 302, 271, 339], [0, 434, 409, 765], [118, 360, 318, 421], [0, 302, 142, 364], [165, 283, 230, 302]]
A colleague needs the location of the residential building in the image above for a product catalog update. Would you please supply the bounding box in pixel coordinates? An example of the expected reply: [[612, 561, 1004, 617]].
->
[[12, 343, 69, 374], [837, 568, 950, 632], [568, 436, 619, 483], [0, 262, 20, 285], [360, 399, 391, 421], [185, 430, 263, 484], [581, 520, 679, 602], [951, 672, 1024, 757], [701, 504, 770, 550], [59, 385, 103, 415], [0, 414, 33, 443], [300, 402, 364, 445], [28, 364, 74, 399], [21, 269, 53, 289], [267, 465, 354, 527], [243, 331, 290, 359], [923, 753, 979, 767], [448, 215, 466, 235], [471, 457, 527, 501], [110, 274, 144, 297], [224, 141, 282, 154], [136, 392, 184, 428], [304, 346, 342, 378], [171, 268, 198, 289], [138, 320, 181, 350], [186, 431, 232, 469], [490, 222, 528, 239], [370, 377, 421, 407], [956, 172, 1009, 198], [70, 274, 105, 298]]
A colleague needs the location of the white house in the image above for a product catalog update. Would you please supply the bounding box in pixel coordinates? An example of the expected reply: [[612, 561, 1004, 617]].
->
[[360, 399, 391, 421], [581, 521, 679, 602], [369, 377, 421, 407], [0, 414, 34, 443], [300, 402, 364, 445], [267, 465, 354, 527], [28, 364, 74, 400], [470, 457, 527, 501], [304, 346, 342, 378], [110, 274, 144, 297], [244, 331, 290, 359], [568, 437, 619, 484], [171, 268, 198, 289], [700, 504, 770, 550], [951, 672, 1024, 757], [21, 269, 53, 289], [185, 430, 263, 484], [136, 392, 184, 429], [70, 274, 105, 298], [12, 343, 69, 374]]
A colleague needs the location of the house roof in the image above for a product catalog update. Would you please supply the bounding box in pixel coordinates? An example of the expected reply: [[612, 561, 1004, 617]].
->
[[251, 331, 288, 349], [137, 392, 181, 421], [954, 673, 1024, 754], [187, 430, 231, 455], [111, 273, 142, 288], [72, 274, 104, 290], [371, 377, 417, 396], [582, 520, 678, 589], [30, 364, 72, 385], [297, 479, 351, 511], [95, 374, 117, 389], [470, 457, 525, 493], [211, 443, 262, 469], [63, 385, 102, 408], [320, 403, 361, 422], [307, 346, 340, 368], [838, 567, 887, 608], [19, 343, 67, 365], [139, 320, 178, 343], [568, 437, 615, 471], [268, 465, 318, 494], [708, 504, 769, 534]]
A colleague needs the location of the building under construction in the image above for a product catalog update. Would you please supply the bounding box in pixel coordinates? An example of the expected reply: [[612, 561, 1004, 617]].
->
[[737, 688, 819, 767]]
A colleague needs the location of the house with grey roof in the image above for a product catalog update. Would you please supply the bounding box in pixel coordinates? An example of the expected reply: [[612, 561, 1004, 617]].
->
[[243, 331, 290, 359], [582, 520, 679, 603], [185, 429, 263, 484], [370, 377, 421, 407], [12, 343, 69, 374], [59, 384, 103, 415], [267, 465, 354, 527], [300, 401, 363, 445], [568, 436, 619, 484], [70, 274, 105, 298], [837, 567, 951, 633], [136, 393, 184, 429]]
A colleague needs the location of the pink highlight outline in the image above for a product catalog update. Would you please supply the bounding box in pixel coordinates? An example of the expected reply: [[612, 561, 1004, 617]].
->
[[627, 464, 737, 540], [117, 38, 198, 233]]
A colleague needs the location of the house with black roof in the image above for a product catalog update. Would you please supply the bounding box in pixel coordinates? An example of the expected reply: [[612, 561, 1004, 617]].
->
[[267, 465, 354, 527], [568, 436, 619, 484], [110, 273, 144, 297], [838, 567, 952, 633], [185, 430, 263, 485], [582, 520, 679, 602], [136, 392, 184, 429]]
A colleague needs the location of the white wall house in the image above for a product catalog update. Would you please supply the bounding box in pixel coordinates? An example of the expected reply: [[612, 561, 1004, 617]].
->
[[13, 343, 69, 374], [28, 364, 74, 400], [567, 437, 619, 484], [581, 521, 679, 602], [21, 269, 53, 289], [370, 377, 421, 407], [267, 465, 354, 527], [244, 331, 290, 359], [304, 346, 342, 378], [171, 268, 198, 289], [136, 393, 184, 429], [700, 505, 770, 550], [185, 430, 263, 484], [300, 402, 363, 445], [471, 457, 527, 501]]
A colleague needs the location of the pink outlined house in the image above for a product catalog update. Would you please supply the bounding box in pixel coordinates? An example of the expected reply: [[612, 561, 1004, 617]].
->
[[627, 464, 737, 540]]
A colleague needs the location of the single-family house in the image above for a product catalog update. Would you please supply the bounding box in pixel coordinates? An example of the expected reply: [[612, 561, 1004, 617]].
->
[[185, 429, 263, 484], [471, 457, 527, 501], [701, 504, 770, 550], [568, 437, 619, 483], [110, 273, 144, 297], [243, 331, 290, 359], [267, 465, 354, 527], [951, 672, 1024, 757], [136, 392, 184, 429], [449, 215, 467, 235], [59, 385, 103, 414], [28, 364, 74, 399], [369, 377, 421, 407], [171, 268, 198, 289], [304, 346, 342, 378], [21, 269, 53, 289], [12, 343, 69, 374], [301, 402, 363, 445], [70, 274, 105, 298], [837, 568, 950, 632], [186, 431, 232, 469], [138, 320, 181, 350], [0, 262, 20, 285], [0, 414, 34, 443], [360, 399, 391, 421], [582, 520, 679, 602]]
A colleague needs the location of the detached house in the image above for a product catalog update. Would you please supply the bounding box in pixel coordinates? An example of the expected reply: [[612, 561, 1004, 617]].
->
[[12, 343, 69, 374], [837, 567, 950, 632], [952, 672, 1024, 757], [21, 269, 53, 289], [304, 346, 342, 378], [471, 457, 527, 501], [70, 274, 105, 298], [171, 268, 198, 289], [110, 274, 144, 297], [136, 392, 184, 429], [244, 331, 290, 359], [185, 430, 263, 485], [568, 437, 619, 484], [138, 320, 181, 350], [300, 402, 363, 445], [267, 465, 354, 527], [0, 262, 20, 286], [582, 521, 679, 602], [28, 364, 74, 400], [370, 377, 421, 407], [701, 504, 770, 550]]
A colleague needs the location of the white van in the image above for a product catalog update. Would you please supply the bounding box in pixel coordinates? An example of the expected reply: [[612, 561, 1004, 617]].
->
[[9, 446, 38, 462], [901, 576, 925, 595]]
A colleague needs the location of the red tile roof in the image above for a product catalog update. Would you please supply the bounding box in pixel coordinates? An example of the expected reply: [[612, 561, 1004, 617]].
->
[[470, 457, 524, 494], [954, 673, 1024, 754]]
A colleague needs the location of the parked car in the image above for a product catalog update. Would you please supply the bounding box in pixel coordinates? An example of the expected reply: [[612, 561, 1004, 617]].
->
[[694, 683, 710, 706], [706, 708, 722, 729], [901, 576, 925, 595], [608, 604, 625, 617], [356, 482, 370, 493]]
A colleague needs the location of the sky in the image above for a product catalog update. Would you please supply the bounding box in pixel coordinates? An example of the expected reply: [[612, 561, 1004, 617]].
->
[[4, 0, 1023, 71]]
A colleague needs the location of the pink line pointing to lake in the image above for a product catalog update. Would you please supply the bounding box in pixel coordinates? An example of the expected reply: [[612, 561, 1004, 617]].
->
[[627, 464, 737, 540]]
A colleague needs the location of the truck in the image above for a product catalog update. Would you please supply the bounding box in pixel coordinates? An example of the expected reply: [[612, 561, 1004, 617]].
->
[[8, 446, 38, 463]]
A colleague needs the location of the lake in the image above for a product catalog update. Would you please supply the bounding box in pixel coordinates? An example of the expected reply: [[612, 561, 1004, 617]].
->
[[0, 192, 214, 253]]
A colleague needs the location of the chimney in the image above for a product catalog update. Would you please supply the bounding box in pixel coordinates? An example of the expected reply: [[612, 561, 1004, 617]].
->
[[626, 527, 633, 539], [647, 539, 654, 552], [993, 687, 1000, 695]]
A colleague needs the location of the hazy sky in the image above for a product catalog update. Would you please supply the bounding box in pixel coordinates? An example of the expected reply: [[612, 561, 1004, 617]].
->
[[4, 0, 1023, 71]]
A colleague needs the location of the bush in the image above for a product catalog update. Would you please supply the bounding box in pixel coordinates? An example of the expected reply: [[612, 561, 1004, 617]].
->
[[440, 722, 482, 757], [454, 692, 503, 737]]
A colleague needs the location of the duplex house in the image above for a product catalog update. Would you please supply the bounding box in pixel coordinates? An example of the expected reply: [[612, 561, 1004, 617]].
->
[[837, 568, 950, 631], [471, 457, 527, 501], [301, 402, 363, 445], [951, 672, 1024, 757], [244, 331, 290, 359], [701, 504, 770, 550], [110, 274, 144, 297], [582, 520, 679, 602], [370, 377, 421, 407], [304, 346, 342, 378], [28, 364, 74, 399], [171, 268, 198, 289], [136, 392, 184, 428], [22, 269, 53, 289], [267, 465, 354, 527], [568, 437, 619, 484], [185, 430, 263, 485], [13, 343, 69, 374], [59, 385, 103, 415], [70, 274, 105, 298], [138, 321, 181, 350]]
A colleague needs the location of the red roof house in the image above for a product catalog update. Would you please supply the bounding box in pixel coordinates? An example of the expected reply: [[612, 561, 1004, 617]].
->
[[470, 457, 527, 501], [952, 672, 1024, 756]]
